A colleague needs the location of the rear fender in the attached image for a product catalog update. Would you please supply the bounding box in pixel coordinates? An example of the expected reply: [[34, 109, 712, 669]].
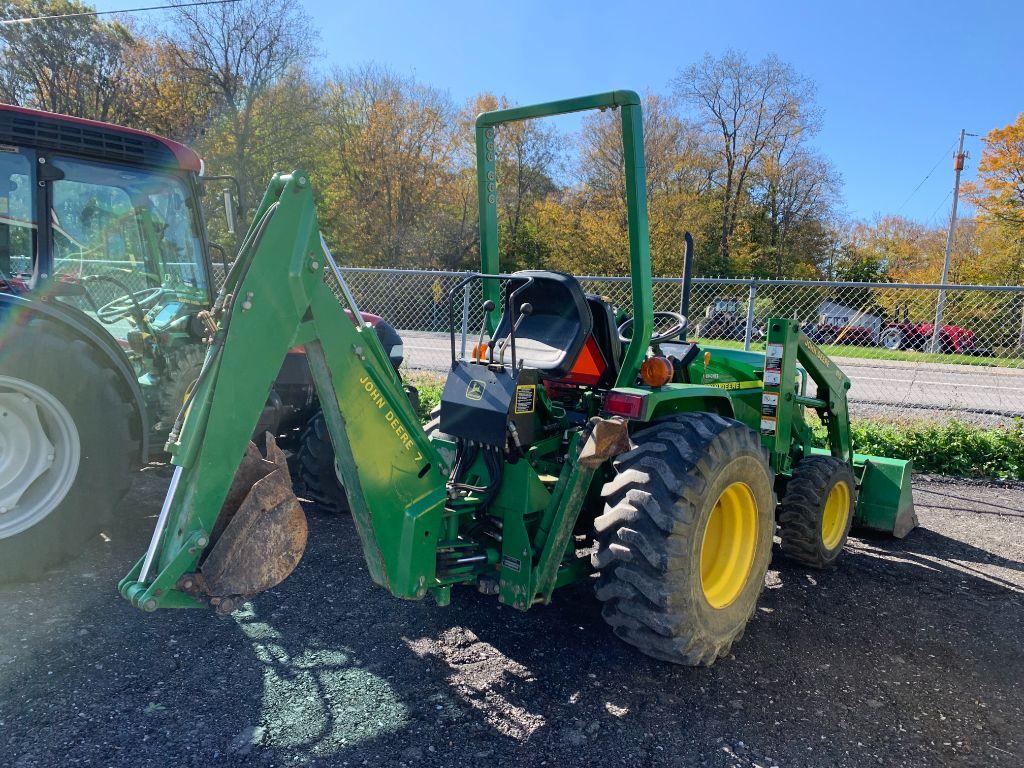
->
[[610, 384, 737, 422]]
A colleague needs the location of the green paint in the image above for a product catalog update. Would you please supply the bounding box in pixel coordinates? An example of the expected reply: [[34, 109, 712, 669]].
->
[[474, 92, 652, 384]]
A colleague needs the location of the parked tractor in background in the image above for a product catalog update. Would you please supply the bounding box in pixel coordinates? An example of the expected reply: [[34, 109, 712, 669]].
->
[[880, 304, 984, 355], [693, 298, 749, 341], [120, 92, 916, 667], [0, 104, 404, 580]]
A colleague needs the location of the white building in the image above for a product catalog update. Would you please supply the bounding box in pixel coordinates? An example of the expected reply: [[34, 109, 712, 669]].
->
[[817, 300, 883, 342]]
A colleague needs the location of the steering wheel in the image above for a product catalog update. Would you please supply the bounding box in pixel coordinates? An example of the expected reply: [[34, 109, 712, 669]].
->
[[96, 285, 167, 324], [618, 311, 688, 344]]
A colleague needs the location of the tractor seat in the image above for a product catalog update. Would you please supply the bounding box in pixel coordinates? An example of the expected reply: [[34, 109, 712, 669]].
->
[[492, 270, 592, 378]]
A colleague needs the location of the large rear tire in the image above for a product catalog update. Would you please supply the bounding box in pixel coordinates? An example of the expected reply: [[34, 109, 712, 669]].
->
[[297, 390, 431, 512], [0, 319, 137, 581], [156, 343, 206, 432], [593, 413, 775, 666]]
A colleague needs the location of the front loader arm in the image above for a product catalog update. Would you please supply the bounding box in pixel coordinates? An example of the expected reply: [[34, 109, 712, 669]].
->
[[760, 317, 853, 472], [759, 317, 916, 538], [120, 171, 446, 612]]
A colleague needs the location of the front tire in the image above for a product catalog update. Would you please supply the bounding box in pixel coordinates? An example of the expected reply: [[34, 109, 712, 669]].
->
[[0, 319, 137, 581], [778, 456, 856, 568], [593, 413, 775, 666]]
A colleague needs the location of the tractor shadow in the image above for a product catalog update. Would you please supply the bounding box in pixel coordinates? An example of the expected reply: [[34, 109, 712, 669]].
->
[[2, 475, 1023, 767]]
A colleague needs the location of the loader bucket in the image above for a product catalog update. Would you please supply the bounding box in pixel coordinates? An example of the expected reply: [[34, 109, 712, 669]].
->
[[852, 453, 917, 538], [191, 435, 308, 610]]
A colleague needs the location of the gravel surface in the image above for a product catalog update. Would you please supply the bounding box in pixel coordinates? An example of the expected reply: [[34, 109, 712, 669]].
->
[[1, 466, 1022, 767]]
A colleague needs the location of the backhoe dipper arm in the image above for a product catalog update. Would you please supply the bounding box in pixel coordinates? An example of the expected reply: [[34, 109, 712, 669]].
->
[[760, 318, 853, 472], [120, 171, 446, 612]]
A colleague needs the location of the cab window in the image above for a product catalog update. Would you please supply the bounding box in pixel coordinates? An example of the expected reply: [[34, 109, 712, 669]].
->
[[0, 148, 35, 283], [47, 156, 209, 340]]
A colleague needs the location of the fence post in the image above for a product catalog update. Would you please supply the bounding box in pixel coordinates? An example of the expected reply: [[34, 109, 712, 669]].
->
[[930, 287, 948, 354], [743, 280, 758, 351], [1017, 293, 1024, 350], [459, 280, 471, 359]]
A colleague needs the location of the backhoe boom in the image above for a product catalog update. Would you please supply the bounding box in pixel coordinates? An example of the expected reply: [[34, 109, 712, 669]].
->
[[120, 171, 446, 612]]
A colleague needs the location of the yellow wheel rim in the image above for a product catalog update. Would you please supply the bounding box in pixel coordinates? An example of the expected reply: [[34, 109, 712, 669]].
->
[[821, 480, 851, 550], [700, 482, 758, 609]]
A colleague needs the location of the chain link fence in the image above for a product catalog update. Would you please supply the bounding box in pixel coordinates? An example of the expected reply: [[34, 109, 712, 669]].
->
[[337, 267, 1024, 425], [13, 252, 1024, 424]]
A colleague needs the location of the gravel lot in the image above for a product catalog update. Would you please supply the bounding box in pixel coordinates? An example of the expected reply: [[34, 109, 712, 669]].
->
[[1, 466, 1022, 768]]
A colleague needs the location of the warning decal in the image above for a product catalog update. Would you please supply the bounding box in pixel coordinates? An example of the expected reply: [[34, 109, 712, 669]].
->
[[514, 384, 536, 414]]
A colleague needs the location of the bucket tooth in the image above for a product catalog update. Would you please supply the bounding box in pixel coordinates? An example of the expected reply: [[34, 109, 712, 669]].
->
[[198, 435, 308, 603]]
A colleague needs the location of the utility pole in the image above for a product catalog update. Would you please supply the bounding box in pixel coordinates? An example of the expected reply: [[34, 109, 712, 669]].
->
[[930, 129, 968, 353]]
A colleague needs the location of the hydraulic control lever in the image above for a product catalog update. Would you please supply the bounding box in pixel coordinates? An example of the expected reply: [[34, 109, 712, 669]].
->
[[476, 299, 495, 361], [497, 302, 533, 366]]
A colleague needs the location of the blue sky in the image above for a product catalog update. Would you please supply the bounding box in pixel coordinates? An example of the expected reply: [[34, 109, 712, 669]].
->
[[107, 0, 1022, 224]]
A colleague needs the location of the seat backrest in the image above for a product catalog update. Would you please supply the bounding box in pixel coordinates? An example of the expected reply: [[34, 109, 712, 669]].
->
[[492, 270, 592, 378]]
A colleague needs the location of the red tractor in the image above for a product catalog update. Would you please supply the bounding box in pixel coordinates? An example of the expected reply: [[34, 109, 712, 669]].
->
[[0, 104, 403, 579], [880, 305, 981, 354]]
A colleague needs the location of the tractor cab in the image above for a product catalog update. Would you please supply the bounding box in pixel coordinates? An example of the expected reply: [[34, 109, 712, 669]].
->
[[0, 104, 220, 362]]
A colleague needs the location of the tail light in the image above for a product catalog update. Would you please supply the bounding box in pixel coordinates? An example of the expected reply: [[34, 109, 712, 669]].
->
[[604, 391, 646, 419]]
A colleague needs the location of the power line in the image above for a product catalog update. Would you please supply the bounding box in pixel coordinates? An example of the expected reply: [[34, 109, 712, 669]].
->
[[1, 0, 239, 25], [896, 136, 959, 214], [926, 189, 952, 226]]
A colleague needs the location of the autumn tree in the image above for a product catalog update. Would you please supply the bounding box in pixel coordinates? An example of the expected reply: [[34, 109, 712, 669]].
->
[[164, 0, 315, 218], [748, 136, 840, 278], [0, 0, 137, 121], [964, 114, 1024, 226], [962, 114, 1024, 285], [673, 51, 819, 265], [459, 93, 562, 270], [571, 93, 720, 276], [317, 65, 462, 268], [121, 37, 214, 142]]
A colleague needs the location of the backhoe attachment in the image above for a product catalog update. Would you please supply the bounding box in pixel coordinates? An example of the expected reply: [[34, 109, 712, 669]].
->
[[120, 171, 446, 612], [185, 437, 307, 613]]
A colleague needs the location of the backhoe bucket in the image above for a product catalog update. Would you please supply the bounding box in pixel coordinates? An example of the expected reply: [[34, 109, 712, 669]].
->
[[189, 436, 308, 611], [852, 453, 917, 538]]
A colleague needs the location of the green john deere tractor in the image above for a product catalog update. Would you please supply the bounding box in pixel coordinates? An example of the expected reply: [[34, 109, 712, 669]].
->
[[119, 91, 916, 666]]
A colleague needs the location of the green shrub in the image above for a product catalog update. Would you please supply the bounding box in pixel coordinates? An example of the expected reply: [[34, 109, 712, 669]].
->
[[405, 372, 444, 423], [815, 419, 1024, 479]]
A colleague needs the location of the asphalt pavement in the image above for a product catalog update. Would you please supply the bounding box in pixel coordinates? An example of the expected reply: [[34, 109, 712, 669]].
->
[[1, 466, 1022, 767]]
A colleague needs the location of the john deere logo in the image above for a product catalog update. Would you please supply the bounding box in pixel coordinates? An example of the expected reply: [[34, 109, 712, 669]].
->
[[466, 380, 486, 401]]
